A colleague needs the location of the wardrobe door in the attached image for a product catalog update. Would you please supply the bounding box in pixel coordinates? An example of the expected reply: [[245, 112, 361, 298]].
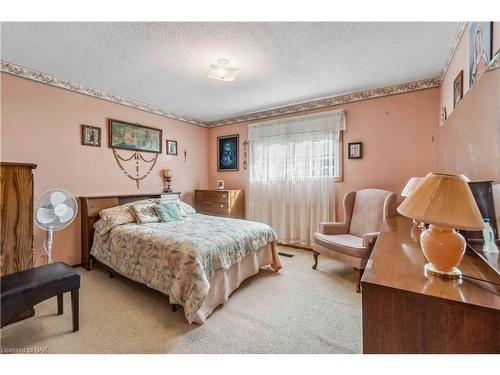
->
[[1, 163, 37, 276]]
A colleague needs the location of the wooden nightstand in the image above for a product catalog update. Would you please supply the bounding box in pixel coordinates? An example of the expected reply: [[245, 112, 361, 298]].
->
[[194, 190, 244, 219]]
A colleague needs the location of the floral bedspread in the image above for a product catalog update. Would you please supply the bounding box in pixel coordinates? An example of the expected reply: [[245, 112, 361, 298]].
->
[[91, 213, 279, 323]]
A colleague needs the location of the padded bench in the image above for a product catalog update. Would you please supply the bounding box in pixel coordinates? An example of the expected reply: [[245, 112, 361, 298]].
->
[[1, 262, 80, 332]]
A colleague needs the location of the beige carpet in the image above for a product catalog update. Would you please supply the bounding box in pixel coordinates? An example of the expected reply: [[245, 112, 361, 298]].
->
[[0, 247, 362, 353]]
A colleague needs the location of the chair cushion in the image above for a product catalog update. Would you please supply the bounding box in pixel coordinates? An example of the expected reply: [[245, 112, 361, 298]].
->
[[349, 189, 393, 237], [314, 233, 370, 258]]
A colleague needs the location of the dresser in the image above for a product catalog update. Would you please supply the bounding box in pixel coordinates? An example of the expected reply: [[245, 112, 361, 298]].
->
[[361, 216, 500, 354], [194, 189, 244, 219], [0, 162, 37, 277]]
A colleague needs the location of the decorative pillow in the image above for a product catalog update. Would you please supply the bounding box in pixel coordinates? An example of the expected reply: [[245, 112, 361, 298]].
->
[[99, 198, 152, 233], [154, 203, 183, 222], [130, 203, 160, 224], [160, 195, 196, 216]]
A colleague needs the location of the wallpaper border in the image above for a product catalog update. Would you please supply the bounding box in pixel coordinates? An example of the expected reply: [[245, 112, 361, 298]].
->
[[2, 60, 440, 128]]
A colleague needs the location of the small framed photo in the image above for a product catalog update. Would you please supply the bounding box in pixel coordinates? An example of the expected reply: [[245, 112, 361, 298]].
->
[[166, 140, 178, 155], [453, 70, 463, 109], [81, 125, 101, 147], [217, 134, 239, 171], [348, 142, 362, 159], [216, 180, 225, 190]]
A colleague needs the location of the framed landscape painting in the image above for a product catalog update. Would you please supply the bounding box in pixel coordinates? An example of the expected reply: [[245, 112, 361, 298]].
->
[[217, 134, 239, 171], [109, 119, 162, 153]]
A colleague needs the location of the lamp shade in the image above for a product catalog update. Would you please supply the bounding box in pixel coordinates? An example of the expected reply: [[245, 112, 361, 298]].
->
[[401, 177, 423, 197], [397, 172, 483, 231]]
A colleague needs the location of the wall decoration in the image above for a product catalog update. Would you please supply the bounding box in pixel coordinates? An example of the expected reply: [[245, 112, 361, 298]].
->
[[166, 140, 178, 155], [216, 180, 225, 190], [81, 125, 101, 147], [440, 106, 448, 127], [348, 142, 363, 159], [242, 140, 248, 170], [217, 134, 239, 171], [112, 150, 159, 189], [183, 148, 188, 162], [469, 22, 493, 88], [109, 119, 162, 153], [453, 70, 464, 109]]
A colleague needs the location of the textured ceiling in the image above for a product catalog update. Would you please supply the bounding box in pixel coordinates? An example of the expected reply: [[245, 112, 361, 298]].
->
[[0, 22, 459, 122]]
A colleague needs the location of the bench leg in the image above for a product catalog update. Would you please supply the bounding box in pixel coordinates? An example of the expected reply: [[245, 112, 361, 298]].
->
[[71, 289, 79, 332], [57, 294, 63, 315]]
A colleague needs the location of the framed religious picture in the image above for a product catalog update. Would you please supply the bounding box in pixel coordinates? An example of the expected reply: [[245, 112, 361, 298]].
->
[[81, 124, 101, 147], [469, 22, 493, 88], [109, 119, 162, 153], [348, 142, 362, 159], [166, 140, 178, 155], [453, 70, 464, 109], [217, 134, 239, 171]]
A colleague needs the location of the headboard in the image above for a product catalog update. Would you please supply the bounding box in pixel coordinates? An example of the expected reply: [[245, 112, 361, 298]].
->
[[80, 193, 179, 270]]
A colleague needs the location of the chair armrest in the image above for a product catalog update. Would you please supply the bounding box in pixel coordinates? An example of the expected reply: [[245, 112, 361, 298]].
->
[[362, 232, 379, 248], [319, 222, 348, 235]]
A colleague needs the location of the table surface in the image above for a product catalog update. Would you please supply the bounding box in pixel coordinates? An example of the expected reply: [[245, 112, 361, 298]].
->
[[361, 216, 500, 311]]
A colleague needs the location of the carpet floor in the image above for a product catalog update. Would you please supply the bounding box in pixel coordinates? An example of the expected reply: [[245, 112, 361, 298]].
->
[[0, 247, 362, 353]]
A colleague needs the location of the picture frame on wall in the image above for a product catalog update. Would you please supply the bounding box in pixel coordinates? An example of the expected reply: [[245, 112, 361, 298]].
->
[[217, 134, 239, 171], [469, 22, 493, 88], [109, 118, 162, 153], [453, 70, 464, 109], [81, 124, 101, 147], [166, 140, 178, 155], [348, 142, 363, 159]]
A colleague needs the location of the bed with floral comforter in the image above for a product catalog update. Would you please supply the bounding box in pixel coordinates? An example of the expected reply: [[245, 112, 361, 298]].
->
[[91, 213, 280, 323]]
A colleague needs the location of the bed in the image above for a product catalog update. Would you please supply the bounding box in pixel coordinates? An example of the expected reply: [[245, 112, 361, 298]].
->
[[80, 193, 281, 324]]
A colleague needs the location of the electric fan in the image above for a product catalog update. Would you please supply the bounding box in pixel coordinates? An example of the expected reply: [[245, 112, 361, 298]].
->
[[34, 189, 78, 263]]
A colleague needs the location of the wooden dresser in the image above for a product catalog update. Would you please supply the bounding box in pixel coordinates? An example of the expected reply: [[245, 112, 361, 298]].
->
[[1, 162, 37, 276], [194, 189, 244, 219], [361, 216, 500, 354]]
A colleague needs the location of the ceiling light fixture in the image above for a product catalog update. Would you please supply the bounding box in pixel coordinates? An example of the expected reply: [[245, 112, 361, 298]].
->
[[207, 59, 239, 82]]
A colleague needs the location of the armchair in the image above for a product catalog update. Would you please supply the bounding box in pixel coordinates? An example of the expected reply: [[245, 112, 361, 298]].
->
[[312, 188, 397, 292]]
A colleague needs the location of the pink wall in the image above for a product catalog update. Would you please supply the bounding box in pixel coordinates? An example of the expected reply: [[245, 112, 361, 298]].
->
[[1, 73, 209, 265], [440, 22, 499, 116], [208, 88, 440, 221]]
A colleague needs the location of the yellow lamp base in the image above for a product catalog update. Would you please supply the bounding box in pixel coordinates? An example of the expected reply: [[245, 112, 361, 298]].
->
[[424, 263, 462, 280]]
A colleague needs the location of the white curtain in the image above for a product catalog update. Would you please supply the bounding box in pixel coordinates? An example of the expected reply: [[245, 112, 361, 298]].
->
[[248, 110, 345, 246]]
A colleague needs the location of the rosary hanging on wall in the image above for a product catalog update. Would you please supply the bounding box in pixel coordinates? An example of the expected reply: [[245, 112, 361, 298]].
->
[[113, 149, 159, 189]]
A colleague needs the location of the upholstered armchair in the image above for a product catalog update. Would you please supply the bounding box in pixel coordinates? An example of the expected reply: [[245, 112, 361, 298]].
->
[[312, 189, 397, 292]]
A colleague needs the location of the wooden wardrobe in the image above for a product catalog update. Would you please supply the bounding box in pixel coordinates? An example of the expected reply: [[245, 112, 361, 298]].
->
[[1, 162, 37, 276]]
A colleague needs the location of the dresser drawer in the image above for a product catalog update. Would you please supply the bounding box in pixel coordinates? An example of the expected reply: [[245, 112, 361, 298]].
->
[[196, 190, 229, 204], [196, 202, 229, 216]]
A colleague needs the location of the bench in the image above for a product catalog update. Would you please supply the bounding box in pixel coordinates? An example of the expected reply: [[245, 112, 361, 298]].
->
[[1, 262, 81, 332]]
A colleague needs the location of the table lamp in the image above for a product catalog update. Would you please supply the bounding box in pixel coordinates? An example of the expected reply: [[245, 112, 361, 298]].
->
[[397, 172, 484, 279], [401, 177, 423, 197], [163, 169, 173, 193]]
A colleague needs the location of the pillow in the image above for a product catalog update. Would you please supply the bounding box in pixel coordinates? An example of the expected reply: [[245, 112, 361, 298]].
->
[[179, 201, 196, 215], [98, 198, 152, 233], [160, 195, 196, 216], [130, 203, 160, 224], [154, 203, 183, 222]]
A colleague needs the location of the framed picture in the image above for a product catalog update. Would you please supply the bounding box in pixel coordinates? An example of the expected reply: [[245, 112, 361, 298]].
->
[[348, 142, 362, 159], [109, 119, 162, 153], [166, 140, 178, 155], [81, 125, 101, 147], [216, 179, 225, 190], [469, 22, 493, 88], [440, 106, 448, 127], [453, 70, 464, 109], [217, 134, 239, 171]]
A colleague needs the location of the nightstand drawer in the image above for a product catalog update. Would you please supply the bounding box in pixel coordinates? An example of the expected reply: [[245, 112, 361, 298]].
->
[[196, 190, 229, 203], [196, 202, 229, 216]]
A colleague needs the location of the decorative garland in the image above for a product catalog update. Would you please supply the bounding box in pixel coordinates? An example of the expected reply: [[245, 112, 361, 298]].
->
[[113, 149, 159, 189]]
